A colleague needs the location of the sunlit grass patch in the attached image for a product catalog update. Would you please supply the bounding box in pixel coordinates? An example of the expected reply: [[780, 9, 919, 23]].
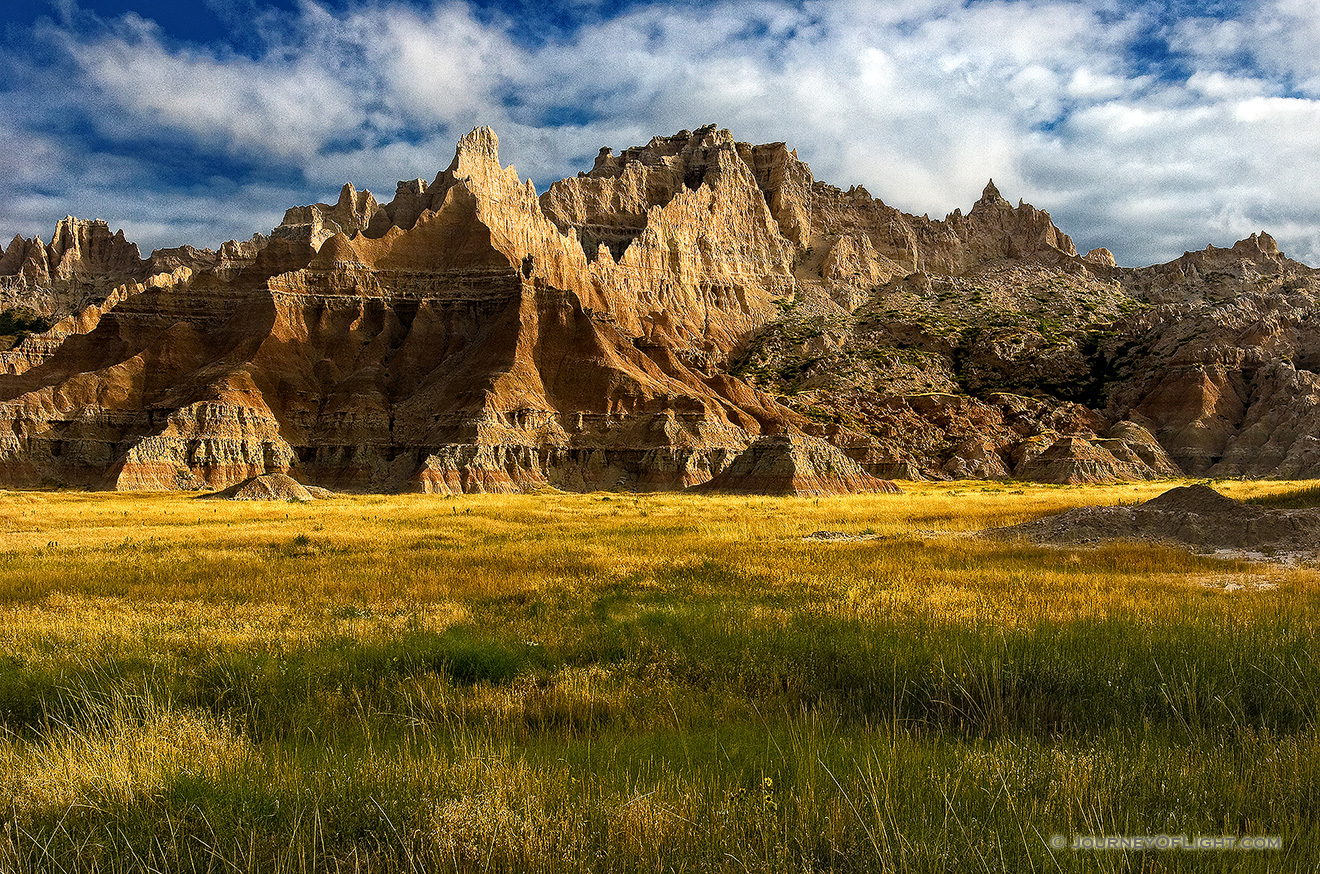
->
[[0, 596, 468, 652], [1244, 481, 1320, 508], [0, 695, 254, 813]]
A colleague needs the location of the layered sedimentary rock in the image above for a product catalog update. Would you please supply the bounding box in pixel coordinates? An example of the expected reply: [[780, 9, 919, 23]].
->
[[1013, 431, 1180, 485], [2, 124, 1319, 491], [0, 127, 886, 493]]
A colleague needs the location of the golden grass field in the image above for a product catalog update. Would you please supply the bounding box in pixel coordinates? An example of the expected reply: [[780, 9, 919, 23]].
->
[[0, 480, 1316, 872]]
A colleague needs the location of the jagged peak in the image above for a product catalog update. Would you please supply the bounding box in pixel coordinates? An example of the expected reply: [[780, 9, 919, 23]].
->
[[366, 129, 510, 238], [642, 123, 727, 149], [0, 234, 27, 276], [429, 125, 510, 193], [335, 182, 365, 211], [1180, 231, 1287, 265], [454, 125, 501, 170], [1233, 231, 1280, 256], [51, 215, 115, 243], [331, 182, 382, 223], [693, 123, 733, 147], [396, 178, 428, 197], [976, 179, 1009, 209], [0, 215, 145, 284], [587, 124, 740, 180]]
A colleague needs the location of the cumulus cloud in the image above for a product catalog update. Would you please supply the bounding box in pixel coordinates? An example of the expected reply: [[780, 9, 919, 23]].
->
[[1, 0, 1319, 267], [369, 3, 522, 126], [56, 12, 366, 160]]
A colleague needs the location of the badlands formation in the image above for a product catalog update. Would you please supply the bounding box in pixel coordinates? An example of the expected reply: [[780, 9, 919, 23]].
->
[[1, 125, 1316, 494]]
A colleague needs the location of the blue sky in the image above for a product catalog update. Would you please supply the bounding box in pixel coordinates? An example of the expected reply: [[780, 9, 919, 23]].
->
[[2, 0, 1318, 267]]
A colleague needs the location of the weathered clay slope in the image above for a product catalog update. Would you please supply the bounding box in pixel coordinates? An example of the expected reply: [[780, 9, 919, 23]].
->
[[1101, 234, 1320, 477]]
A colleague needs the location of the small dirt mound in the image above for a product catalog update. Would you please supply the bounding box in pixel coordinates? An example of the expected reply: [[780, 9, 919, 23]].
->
[[692, 433, 901, 496], [1140, 484, 1249, 516], [986, 484, 1320, 559], [201, 473, 330, 501]]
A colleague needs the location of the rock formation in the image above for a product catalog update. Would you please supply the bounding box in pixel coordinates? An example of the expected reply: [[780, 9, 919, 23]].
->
[[0, 217, 145, 285], [693, 433, 901, 496], [273, 184, 389, 250], [0, 127, 882, 493], [1, 124, 1319, 492], [0, 217, 148, 320]]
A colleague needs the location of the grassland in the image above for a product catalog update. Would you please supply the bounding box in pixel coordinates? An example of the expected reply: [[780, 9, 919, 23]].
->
[[0, 480, 1316, 872]]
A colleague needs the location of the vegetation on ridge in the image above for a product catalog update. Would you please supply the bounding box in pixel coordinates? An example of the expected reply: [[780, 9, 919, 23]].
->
[[0, 307, 53, 349]]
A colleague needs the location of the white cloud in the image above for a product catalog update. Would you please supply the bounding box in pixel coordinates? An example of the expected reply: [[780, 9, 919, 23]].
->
[[1066, 67, 1132, 101], [58, 12, 365, 161], [1172, 0, 1320, 94], [0, 122, 66, 189], [371, 3, 520, 126], [3, 0, 1320, 267], [1186, 70, 1269, 100]]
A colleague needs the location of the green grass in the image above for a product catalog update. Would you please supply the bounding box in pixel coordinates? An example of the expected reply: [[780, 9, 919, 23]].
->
[[0, 483, 1315, 871], [1247, 482, 1320, 508]]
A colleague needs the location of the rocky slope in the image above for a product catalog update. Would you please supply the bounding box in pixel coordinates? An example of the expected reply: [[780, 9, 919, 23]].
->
[[0, 124, 1314, 492]]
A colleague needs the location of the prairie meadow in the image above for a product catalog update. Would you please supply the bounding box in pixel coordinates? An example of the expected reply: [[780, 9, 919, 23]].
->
[[0, 480, 1316, 872]]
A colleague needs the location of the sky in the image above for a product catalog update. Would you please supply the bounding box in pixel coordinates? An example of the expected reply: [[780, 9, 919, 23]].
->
[[1, 0, 1318, 267]]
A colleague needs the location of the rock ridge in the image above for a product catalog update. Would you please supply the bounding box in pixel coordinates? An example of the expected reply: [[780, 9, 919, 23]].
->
[[1, 124, 1317, 492]]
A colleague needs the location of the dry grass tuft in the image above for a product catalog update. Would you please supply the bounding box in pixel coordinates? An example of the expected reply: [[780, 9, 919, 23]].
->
[[1, 696, 254, 812]]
